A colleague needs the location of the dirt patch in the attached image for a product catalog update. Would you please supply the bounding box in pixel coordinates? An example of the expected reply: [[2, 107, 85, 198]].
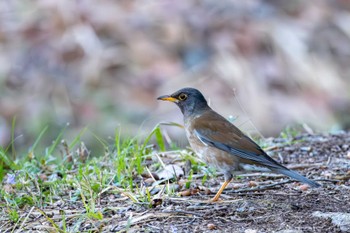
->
[[1, 132, 350, 232]]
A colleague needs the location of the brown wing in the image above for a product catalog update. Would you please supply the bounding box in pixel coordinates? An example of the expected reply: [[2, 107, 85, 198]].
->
[[192, 110, 321, 187], [192, 110, 284, 169]]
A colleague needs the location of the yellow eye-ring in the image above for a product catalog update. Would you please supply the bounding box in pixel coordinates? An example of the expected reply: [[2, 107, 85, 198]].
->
[[178, 93, 187, 101]]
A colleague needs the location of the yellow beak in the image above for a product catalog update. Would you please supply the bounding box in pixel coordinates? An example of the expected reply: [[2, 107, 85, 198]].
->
[[157, 95, 178, 103]]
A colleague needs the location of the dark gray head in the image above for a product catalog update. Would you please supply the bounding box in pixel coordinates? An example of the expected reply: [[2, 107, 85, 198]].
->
[[157, 87, 210, 117]]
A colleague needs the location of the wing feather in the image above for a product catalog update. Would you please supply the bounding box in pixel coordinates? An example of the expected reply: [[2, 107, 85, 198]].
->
[[192, 111, 285, 170], [191, 110, 320, 187]]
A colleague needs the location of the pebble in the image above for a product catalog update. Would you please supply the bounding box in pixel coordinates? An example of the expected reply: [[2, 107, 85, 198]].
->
[[207, 223, 216, 230], [179, 189, 191, 196], [248, 181, 258, 187], [299, 184, 309, 191]]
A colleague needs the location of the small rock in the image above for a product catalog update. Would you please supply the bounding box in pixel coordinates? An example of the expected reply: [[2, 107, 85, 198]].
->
[[313, 211, 350, 232], [248, 181, 258, 187], [190, 188, 199, 195], [179, 189, 191, 196], [322, 171, 333, 179], [179, 188, 199, 196], [151, 198, 162, 208], [39, 173, 48, 181], [207, 223, 216, 230], [299, 184, 309, 191]]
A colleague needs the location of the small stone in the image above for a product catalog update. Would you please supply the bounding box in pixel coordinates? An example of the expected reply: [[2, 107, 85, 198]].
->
[[248, 181, 258, 187], [151, 198, 162, 208], [179, 189, 191, 196], [299, 184, 309, 191], [39, 174, 48, 181], [207, 223, 216, 230], [190, 188, 199, 195], [322, 171, 333, 179]]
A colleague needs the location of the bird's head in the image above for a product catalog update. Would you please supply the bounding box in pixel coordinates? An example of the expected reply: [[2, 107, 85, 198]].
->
[[157, 87, 209, 116]]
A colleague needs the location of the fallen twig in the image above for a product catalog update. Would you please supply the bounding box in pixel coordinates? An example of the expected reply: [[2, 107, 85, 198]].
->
[[225, 180, 294, 193]]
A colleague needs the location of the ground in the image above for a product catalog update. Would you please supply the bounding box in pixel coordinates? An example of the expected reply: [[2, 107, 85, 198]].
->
[[1, 132, 350, 232]]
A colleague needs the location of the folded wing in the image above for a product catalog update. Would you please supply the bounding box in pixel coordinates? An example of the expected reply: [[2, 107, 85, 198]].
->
[[193, 110, 320, 187]]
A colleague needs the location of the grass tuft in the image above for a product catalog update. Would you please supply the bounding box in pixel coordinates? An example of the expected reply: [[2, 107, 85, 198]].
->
[[0, 123, 209, 231]]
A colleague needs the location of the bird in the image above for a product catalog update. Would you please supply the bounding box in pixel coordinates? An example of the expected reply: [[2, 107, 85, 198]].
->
[[157, 87, 320, 202]]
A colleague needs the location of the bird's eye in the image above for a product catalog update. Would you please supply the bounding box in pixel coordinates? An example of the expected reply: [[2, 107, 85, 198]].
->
[[178, 93, 187, 101]]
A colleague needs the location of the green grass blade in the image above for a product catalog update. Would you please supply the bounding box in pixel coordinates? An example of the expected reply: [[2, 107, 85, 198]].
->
[[69, 127, 88, 149], [88, 129, 108, 149], [36, 208, 64, 233], [48, 126, 67, 155], [154, 126, 166, 152], [141, 124, 165, 151], [115, 127, 121, 156], [11, 116, 16, 159], [159, 121, 184, 128], [142, 124, 166, 151], [0, 147, 18, 171], [30, 125, 48, 152]]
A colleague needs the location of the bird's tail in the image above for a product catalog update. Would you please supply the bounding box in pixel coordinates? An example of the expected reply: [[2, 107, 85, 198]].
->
[[272, 167, 321, 187]]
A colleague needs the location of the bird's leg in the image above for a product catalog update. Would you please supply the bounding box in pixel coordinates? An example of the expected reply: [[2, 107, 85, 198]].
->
[[211, 173, 233, 202], [211, 179, 231, 202]]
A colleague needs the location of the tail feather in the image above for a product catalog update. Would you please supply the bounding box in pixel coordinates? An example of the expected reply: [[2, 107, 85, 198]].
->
[[272, 168, 321, 188]]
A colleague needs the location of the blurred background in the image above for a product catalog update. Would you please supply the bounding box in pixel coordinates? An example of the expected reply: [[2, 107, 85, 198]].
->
[[1, 0, 350, 152]]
